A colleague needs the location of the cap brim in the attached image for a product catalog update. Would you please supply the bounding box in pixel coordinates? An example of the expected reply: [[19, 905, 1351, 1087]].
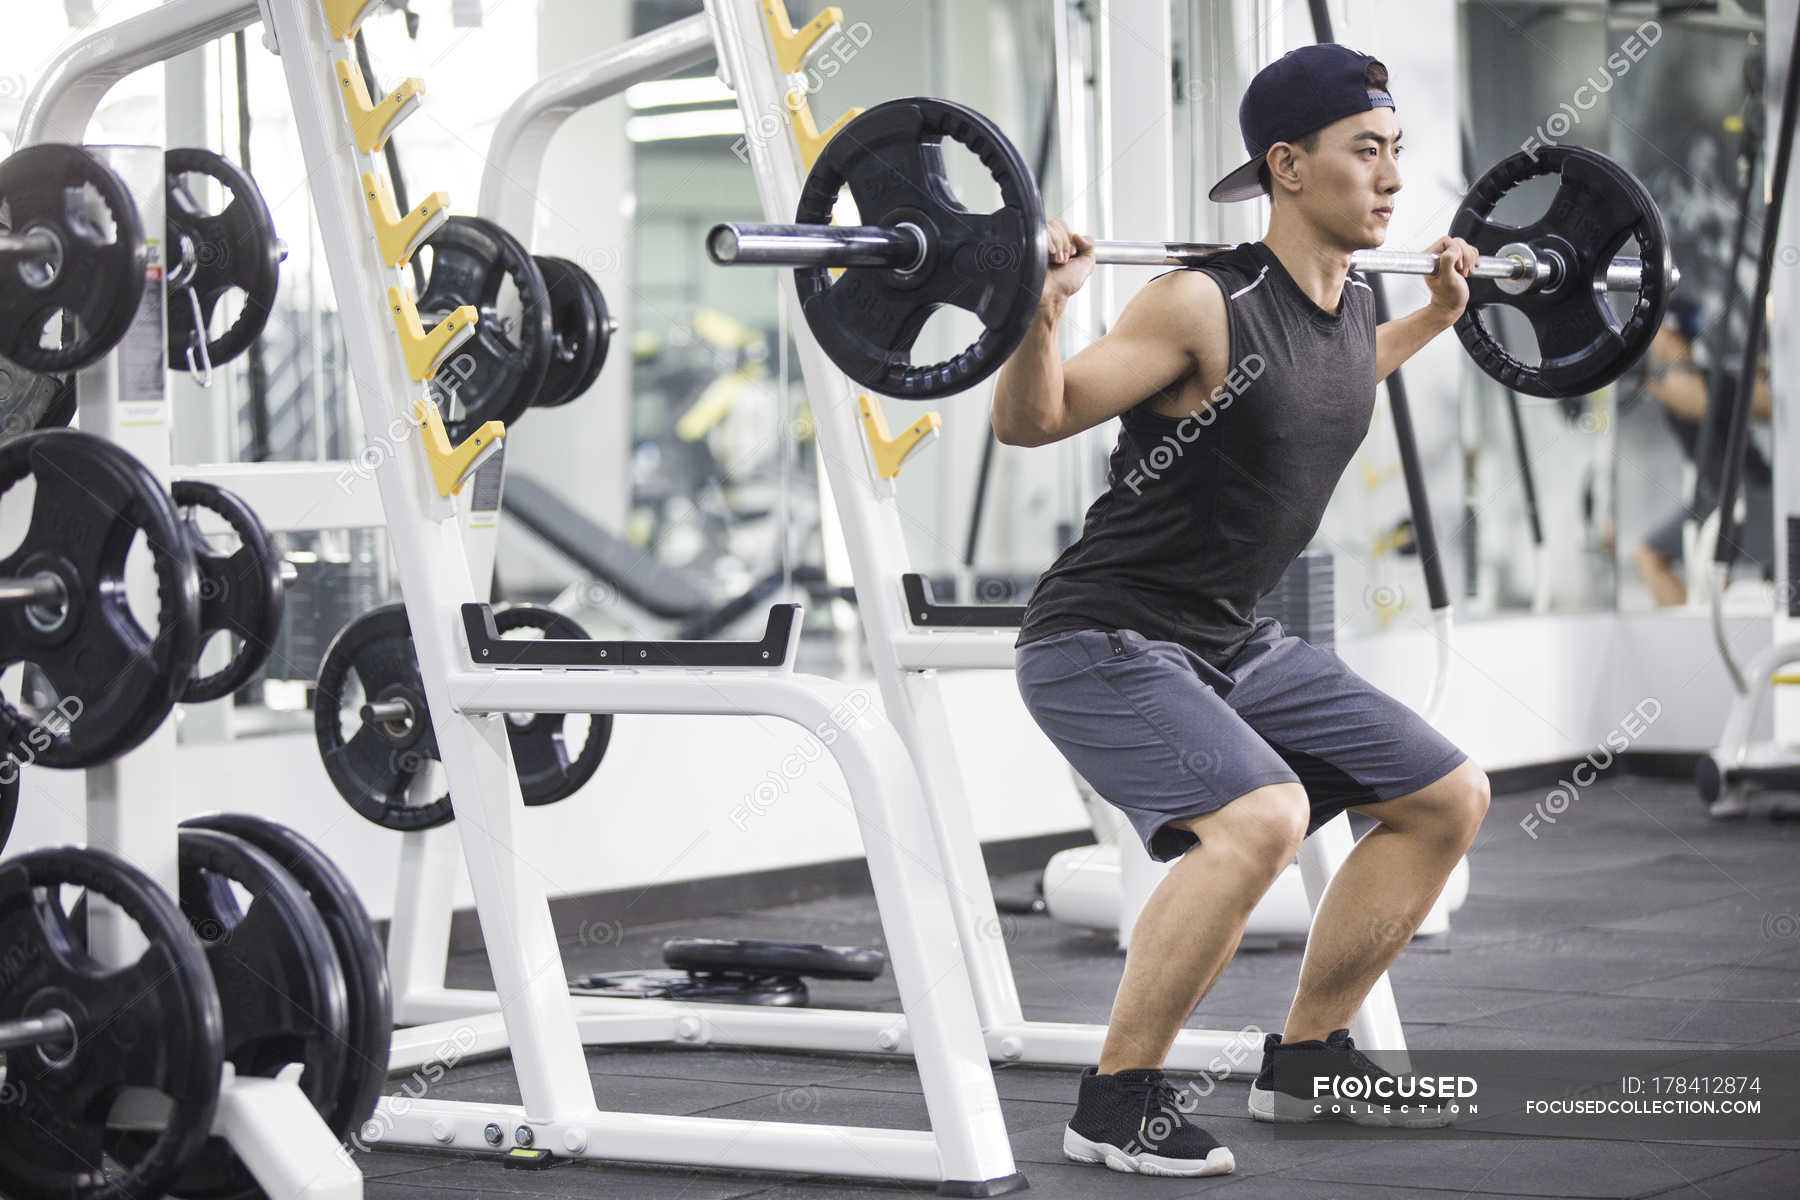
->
[[1208, 156, 1268, 203]]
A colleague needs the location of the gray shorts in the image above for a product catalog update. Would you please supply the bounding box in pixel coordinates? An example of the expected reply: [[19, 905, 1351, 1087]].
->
[[1015, 619, 1468, 862]]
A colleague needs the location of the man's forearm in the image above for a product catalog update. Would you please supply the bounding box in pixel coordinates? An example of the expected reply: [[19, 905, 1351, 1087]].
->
[[992, 301, 1067, 445], [1374, 305, 1457, 382]]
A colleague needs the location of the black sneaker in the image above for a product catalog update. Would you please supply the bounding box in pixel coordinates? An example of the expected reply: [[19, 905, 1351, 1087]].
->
[[1248, 1029, 1457, 1127], [1063, 1066, 1236, 1176]]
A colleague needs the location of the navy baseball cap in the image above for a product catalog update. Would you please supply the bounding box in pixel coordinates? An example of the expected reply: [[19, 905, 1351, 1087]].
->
[[1664, 294, 1703, 341], [1209, 43, 1395, 203]]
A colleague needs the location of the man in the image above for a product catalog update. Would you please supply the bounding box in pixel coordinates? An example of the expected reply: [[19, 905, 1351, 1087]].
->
[[994, 44, 1491, 1176], [1631, 296, 1775, 606]]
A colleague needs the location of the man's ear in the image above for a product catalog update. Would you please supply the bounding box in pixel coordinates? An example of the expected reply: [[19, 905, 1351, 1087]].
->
[[1266, 143, 1301, 195]]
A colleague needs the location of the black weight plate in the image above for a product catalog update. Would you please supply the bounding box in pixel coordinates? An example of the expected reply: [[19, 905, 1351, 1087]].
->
[[173, 480, 287, 703], [0, 430, 202, 768], [568, 968, 809, 1007], [0, 144, 148, 373], [531, 255, 601, 408], [792, 97, 1046, 400], [314, 603, 453, 831], [1449, 144, 1672, 399], [0, 846, 224, 1200], [484, 604, 612, 806], [662, 937, 888, 982], [0, 360, 74, 440], [165, 148, 281, 372], [418, 215, 552, 440], [183, 812, 391, 1146], [163, 826, 349, 1200], [575, 266, 613, 394]]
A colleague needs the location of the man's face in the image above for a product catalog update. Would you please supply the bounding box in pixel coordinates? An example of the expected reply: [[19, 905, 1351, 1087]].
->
[[1275, 102, 1403, 251]]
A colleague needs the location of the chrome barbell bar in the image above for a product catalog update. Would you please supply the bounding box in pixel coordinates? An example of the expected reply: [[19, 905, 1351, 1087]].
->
[[706, 223, 1676, 294]]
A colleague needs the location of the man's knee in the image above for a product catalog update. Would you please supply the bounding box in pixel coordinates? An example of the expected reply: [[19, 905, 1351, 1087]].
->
[[1380, 760, 1488, 847], [1634, 542, 1671, 577], [1179, 782, 1309, 873], [1459, 765, 1492, 835]]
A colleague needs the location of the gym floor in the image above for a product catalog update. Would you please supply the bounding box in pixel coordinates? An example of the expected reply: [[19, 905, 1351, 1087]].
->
[[352, 773, 1800, 1199]]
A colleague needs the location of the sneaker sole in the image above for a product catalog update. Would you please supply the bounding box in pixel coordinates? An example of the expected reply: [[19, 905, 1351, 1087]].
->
[[1062, 1127, 1236, 1176], [1249, 1084, 1457, 1128]]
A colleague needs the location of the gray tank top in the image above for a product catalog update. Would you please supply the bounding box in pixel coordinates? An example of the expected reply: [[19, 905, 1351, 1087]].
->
[[1016, 240, 1378, 669]]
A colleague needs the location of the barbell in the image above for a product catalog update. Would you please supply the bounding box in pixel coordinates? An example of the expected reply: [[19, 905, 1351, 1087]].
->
[[705, 96, 1675, 401], [710, 225, 1664, 294]]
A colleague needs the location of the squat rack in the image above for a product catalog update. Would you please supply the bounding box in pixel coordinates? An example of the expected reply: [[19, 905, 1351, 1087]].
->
[[373, 0, 1413, 1075]]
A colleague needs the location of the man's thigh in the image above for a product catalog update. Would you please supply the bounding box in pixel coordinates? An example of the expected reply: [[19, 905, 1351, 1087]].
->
[[1221, 625, 1469, 835], [1015, 628, 1299, 861]]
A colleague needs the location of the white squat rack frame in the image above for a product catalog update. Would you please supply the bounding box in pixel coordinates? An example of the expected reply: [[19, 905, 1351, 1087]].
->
[[379, 0, 1412, 1075]]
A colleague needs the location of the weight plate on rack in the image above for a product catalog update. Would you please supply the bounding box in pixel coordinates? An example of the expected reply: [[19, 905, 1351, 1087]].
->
[[160, 826, 349, 1200], [0, 430, 202, 768], [419, 215, 552, 440], [0, 144, 148, 374], [182, 812, 391, 1146], [318, 603, 611, 829], [0, 360, 74, 440], [480, 604, 611, 807], [173, 480, 287, 704], [314, 603, 451, 831], [532, 254, 602, 408], [0, 846, 224, 1200], [165, 148, 282, 373], [574, 265, 613, 395]]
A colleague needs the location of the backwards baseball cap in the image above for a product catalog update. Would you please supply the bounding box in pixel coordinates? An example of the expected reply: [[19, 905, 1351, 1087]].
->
[[1664, 294, 1703, 342], [1209, 43, 1395, 204]]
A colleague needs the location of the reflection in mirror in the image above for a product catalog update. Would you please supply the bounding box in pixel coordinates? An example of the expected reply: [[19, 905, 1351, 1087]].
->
[[1602, 2, 1775, 612], [1457, 1, 1614, 616]]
